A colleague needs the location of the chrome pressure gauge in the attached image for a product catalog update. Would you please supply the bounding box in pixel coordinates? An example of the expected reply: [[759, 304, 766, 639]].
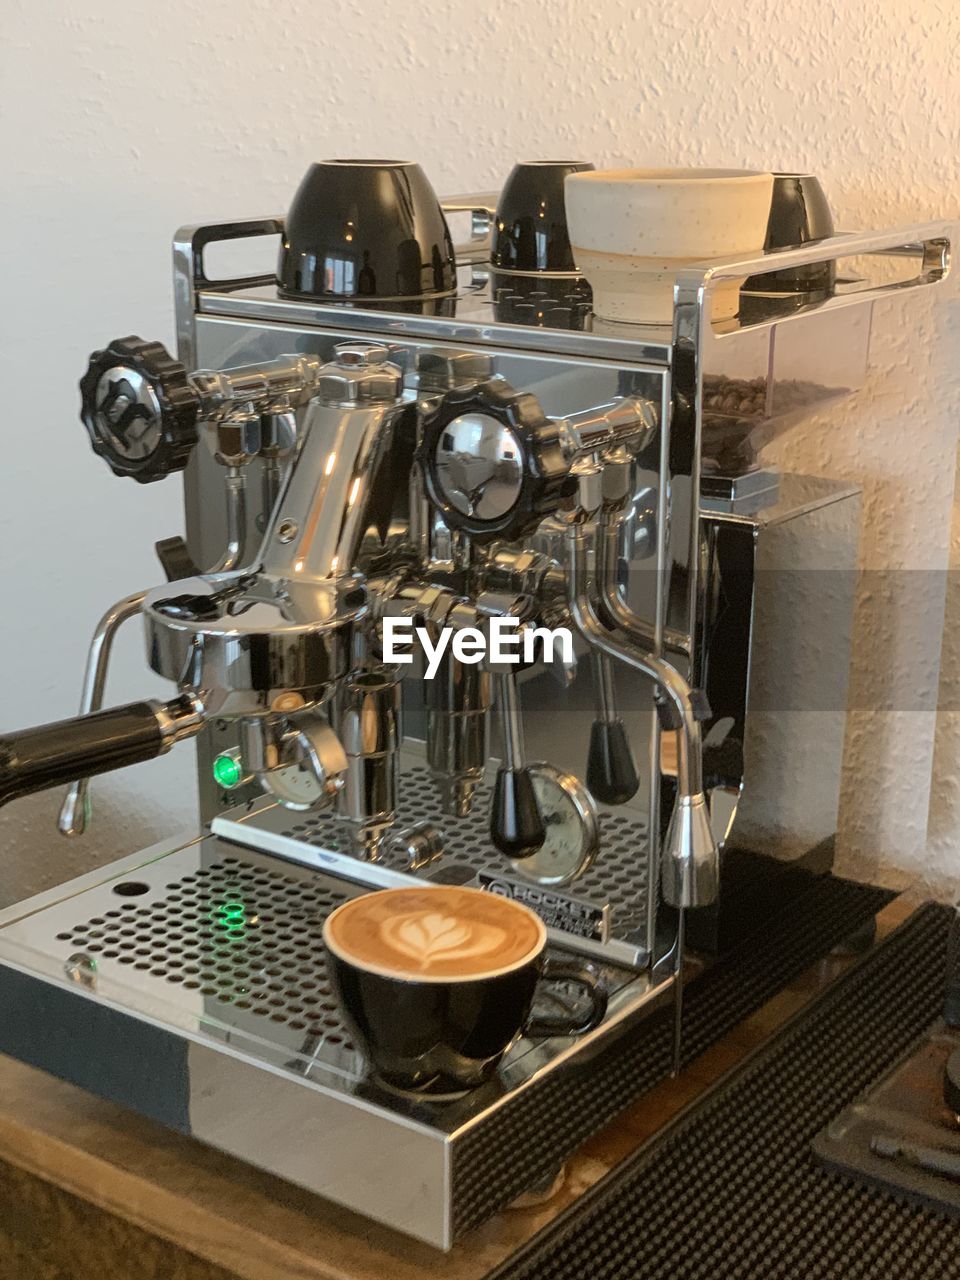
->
[[262, 761, 328, 810], [508, 762, 600, 886], [258, 716, 347, 812]]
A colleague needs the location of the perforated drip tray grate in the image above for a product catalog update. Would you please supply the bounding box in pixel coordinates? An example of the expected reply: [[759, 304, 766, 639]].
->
[[53, 852, 358, 1053], [26, 837, 645, 1092], [217, 759, 652, 962]]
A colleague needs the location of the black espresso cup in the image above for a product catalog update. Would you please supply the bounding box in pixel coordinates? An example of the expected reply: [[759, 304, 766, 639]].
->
[[742, 173, 835, 308], [323, 884, 607, 1095], [492, 160, 595, 273], [277, 159, 456, 302]]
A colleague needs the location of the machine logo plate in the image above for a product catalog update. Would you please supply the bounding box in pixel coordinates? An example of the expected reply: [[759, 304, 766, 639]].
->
[[476, 871, 610, 942]]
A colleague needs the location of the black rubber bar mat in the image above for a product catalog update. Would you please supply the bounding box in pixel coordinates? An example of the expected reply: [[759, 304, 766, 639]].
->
[[492, 901, 954, 1280], [452, 871, 892, 1236]]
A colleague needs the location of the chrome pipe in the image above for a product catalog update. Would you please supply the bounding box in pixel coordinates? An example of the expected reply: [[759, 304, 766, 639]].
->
[[564, 396, 658, 458], [259, 374, 402, 585], [261, 455, 283, 521], [425, 651, 489, 818], [495, 671, 524, 772], [207, 466, 248, 574], [337, 670, 401, 861], [592, 651, 617, 724], [189, 354, 322, 416], [596, 511, 690, 658], [57, 590, 146, 836], [565, 525, 718, 908]]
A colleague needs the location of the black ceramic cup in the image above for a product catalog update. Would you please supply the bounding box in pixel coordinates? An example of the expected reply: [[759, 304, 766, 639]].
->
[[277, 160, 456, 302], [492, 161, 595, 273], [323, 885, 607, 1096], [743, 173, 835, 301]]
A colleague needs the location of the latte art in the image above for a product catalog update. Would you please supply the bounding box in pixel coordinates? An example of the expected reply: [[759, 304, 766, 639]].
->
[[380, 911, 508, 970], [324, 885, 545, 980]]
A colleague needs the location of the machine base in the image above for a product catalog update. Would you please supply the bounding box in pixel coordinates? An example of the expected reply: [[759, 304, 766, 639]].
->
[[0, 830, 669, 1249]]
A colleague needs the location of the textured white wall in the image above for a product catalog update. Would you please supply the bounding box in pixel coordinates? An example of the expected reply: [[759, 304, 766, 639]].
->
[[1, 0, 958, 897]]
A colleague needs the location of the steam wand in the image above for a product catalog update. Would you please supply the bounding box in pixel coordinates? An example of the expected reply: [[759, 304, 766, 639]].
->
[[564, 523, 718, 911]]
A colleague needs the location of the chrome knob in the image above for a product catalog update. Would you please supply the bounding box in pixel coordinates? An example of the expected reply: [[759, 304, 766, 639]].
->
[[317, 343, 403, 405], [390, 822, 444, 871], [334, 341, 390, 367], [213, 411, 261, 467], [415, 348, 494, 392]]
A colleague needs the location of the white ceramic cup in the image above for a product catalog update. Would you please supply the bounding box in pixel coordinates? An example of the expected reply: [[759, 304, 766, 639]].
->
[[564, 168, 774, 325]]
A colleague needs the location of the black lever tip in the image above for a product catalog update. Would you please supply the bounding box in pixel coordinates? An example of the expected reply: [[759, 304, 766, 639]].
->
[[155, 535, 199, 582], [586, 718, 639, 805], [490, 766, 545, 859]]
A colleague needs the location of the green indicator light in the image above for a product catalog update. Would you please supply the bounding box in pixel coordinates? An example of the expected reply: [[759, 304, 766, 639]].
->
[[212, 753, 243, 789], [211, 900, 247, 936]]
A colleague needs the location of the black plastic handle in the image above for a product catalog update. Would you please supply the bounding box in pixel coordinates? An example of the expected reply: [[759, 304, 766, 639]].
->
[[155, 535, 199, 582], [490, 765, 545, 858], [586, 718, 639, 805], [525, 958, 608, 1038], [0, 702, 165, 808]]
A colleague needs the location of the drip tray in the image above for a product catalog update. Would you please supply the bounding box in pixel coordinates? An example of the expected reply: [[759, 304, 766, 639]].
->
[[0, 832, 666, 1249]]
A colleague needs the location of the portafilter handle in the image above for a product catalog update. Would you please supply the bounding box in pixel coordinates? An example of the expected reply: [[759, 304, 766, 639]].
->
[[0, 694, 204, 809]]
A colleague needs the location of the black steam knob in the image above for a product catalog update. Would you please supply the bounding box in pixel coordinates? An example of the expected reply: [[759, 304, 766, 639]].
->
[[586, 718, 639, 805], [490, 765, 546, 859], [80, 336, 201, 483], [418, 378, 575, 543]]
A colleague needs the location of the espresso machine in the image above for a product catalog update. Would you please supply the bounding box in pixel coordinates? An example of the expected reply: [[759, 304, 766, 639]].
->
[[0, 160, 949, 1247]]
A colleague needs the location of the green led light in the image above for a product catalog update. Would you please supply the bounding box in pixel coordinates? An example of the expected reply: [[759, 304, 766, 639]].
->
[[212, 753, 243, 790], [211, 900, 247, 935]]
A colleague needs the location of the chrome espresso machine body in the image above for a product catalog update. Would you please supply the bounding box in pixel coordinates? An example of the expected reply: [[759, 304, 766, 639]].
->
[[0, 164, 951, 1247]]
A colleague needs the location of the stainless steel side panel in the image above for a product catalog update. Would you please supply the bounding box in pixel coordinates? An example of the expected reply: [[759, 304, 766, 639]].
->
[[0, 952, 450, 1245]]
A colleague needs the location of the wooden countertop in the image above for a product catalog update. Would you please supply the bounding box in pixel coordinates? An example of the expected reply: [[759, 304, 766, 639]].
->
[[0, 895, 916, 1280]]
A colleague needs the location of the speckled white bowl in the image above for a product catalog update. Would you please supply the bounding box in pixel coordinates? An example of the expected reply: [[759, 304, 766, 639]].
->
[[564, 168, 774, 325]]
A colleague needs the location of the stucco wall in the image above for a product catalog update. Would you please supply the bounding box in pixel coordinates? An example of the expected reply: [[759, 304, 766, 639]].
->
[[2, 0, 958, 897]]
